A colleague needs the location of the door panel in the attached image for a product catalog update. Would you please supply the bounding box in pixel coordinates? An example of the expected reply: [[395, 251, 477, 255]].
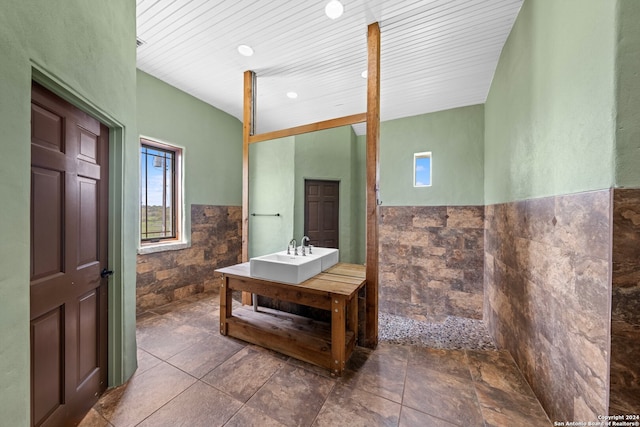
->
[[31, 103, 64, 152], [31, 308, 64, 426], [31, 167, 63, 280], [78, 177, 98, 267], [77, 290, 98, 383], [304, 180, 339, 248], [30, 82, 109, 427], [78, 129, 98, 163]]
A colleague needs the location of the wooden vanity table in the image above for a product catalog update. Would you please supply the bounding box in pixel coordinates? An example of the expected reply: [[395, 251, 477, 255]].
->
[[215, 263, 365, 376]]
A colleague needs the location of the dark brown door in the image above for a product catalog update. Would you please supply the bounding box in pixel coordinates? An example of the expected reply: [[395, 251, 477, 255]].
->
[[304, 180, 339, 248], [30, 83, 109, 427]]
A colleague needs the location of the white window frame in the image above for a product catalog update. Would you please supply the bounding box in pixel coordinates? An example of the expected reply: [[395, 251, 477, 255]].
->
[[138, 137, 187, 254], [413, 151, 432, 187]]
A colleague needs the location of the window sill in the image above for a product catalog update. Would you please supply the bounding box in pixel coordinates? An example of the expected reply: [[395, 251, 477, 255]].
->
[[138, 240, 190, 255]]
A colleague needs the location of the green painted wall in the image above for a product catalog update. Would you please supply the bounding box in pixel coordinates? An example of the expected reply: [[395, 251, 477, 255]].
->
[[137, 70, 243, 244], [379, 105, 485, 206], [249, 137, 295, 257], [0, 1, 138, 424], [294, 126, 365, 264], [615, 0, 640, 187], [484, 0, 617, 204]]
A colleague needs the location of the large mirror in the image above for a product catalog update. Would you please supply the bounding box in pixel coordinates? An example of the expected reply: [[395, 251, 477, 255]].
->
[[248, 124, 367, 265]]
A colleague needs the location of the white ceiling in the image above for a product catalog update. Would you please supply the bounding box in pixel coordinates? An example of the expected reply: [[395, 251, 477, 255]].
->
[[136, 0, 523, 135]]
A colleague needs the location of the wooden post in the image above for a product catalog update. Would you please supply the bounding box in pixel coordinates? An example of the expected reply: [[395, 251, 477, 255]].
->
[[364, 22, 380, 348], [242, 70, 255, 305]]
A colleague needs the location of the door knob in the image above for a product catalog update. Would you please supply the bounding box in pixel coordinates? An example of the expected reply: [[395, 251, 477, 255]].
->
[[100, 268, 114, 278]]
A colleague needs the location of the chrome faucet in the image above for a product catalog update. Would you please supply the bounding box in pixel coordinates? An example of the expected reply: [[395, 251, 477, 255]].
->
[[287, 238, 297, 256], [300, 236, 311, 255]]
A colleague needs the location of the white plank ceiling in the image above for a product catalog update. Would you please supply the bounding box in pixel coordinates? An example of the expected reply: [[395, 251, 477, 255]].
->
[[136, 0, 523, 135]]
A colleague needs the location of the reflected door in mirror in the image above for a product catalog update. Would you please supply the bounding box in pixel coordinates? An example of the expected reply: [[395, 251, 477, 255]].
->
[[304, 179, 339, 248]]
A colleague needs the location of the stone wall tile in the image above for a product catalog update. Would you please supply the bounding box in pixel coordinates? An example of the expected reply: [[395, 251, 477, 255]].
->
[[573, 370, 606, 422], [380, 243, 412, 265], [155, 267, 182, 281], [491, 228, 519, 271], [554, 191, 611, 260], [412, 215, 446, 228], [573, 257, 612, 316], [445, 248, 484, 270], [524, 197, 556, 244], [463, 228, 485, 249], [462, 270, 483, 292], [190, 231, 208, 244], [612, 224, 640, 265], [140, 252, 178, 270], [204, 278, 220, 293], [411, 206, 447, 228], [427, 227, 465, 249], [380, 206, 415, 229], [396, 229, 429, 246], [432, 246, 449, 257], [612, 262, 640, 289], [446, 206, 484, 228], [136, 260, 156, 274], [425, 280, 447, 290], [533, 334, 571, 421], [444, 290, 483, 320], [612, 287, 640, 325], [430, 267, 464, 282], [136, 271, 155, 287], [175, 248, 205, 266], [137, 292, 171, 312], [609, 321, 640, 414], [173, 284, 202, 300], [613, 189, 640, 262]]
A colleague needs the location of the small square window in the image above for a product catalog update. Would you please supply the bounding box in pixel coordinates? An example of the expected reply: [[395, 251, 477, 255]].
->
[[414, 152, 432, 187]]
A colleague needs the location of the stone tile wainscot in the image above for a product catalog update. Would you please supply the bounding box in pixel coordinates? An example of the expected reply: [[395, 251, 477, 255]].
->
[[484, 190, 611, 422], [379, 205, 485, 321], [136, 205, 242, 312]]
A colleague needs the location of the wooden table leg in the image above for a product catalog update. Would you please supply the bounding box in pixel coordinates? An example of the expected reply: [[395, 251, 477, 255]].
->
[[331, 295, 347, 376], [220, 276, 232, 335]]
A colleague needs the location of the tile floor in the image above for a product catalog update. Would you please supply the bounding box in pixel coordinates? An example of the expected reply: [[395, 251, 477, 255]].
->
[[79, 292, 552, 427]]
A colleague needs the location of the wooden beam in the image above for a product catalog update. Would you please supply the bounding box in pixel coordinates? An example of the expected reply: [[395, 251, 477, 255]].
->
[[248, 113, 366, 144], [241, 70, 254, 305], [364, 22, 380, 348]]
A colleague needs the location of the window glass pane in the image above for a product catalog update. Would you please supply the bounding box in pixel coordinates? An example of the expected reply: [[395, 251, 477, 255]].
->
[[414, 152, 431, 187], [140, 144, 176, 241]]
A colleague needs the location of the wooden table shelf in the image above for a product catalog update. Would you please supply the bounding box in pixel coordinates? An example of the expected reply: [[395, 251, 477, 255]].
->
[[215, 262, 366, 376]]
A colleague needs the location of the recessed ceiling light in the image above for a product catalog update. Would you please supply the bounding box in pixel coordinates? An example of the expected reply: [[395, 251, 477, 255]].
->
[[286, 92, 298, 99], [325, 0, 344, 19], [237, 44, 254, 56], [361, 70, 368, 79]]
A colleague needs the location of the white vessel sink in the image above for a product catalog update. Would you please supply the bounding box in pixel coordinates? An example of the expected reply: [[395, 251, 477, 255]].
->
[[305, 247, 339, 271], [249, 252, 322, 284]]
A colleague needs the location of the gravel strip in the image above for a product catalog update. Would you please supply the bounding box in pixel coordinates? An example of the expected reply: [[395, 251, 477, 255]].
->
[[378, 312, 497, 351]]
